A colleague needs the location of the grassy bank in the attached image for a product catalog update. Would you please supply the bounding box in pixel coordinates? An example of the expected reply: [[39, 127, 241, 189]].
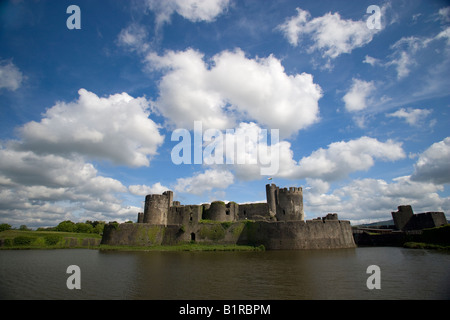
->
[[403, 225, 450, 250], [0, 230, 101, 250], [404, 242, 450, 250], [0, 229, 264, 251]]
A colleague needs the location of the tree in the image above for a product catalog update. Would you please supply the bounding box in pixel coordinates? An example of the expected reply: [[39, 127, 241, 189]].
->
[[0, 223, 12, 232], [75, 222, 93, 234], [56, 220, 76, 232]]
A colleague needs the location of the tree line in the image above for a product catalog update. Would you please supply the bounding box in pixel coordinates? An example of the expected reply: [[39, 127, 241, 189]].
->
[[0, 220, 112, 234]]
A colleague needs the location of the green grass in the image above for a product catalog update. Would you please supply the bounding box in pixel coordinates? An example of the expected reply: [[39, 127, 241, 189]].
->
[[403, 242, 450, 250], [0, 229, 265, 251], [0, 230, 101, 250]]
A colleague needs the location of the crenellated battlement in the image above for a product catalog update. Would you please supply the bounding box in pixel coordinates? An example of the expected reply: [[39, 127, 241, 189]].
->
[[278, 186, 303, 194], [141, 183, 305, 225]]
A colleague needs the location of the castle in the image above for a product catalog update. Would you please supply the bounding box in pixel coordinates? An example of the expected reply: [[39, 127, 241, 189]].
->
[[137, 184, 304, 226], [392, 205, 447, 231], [101, 184, 356, 250]]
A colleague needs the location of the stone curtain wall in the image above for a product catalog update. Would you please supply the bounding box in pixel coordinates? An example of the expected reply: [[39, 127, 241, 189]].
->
[[101, 219, 356, 250]]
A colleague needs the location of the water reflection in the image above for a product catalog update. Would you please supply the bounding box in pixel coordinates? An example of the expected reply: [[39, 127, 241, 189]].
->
[[0, 247, 449, 299]]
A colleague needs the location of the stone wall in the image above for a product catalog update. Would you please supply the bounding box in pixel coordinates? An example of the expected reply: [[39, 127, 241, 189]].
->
[[392, 205, 448, 231], [238, 203, 270, 221], [101, 217, 356, 250], [237, 220, 355, 250], [167, 205, 202, 225]]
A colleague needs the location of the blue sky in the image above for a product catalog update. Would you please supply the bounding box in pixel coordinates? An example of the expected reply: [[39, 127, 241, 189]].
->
[[1, 0, 449, 228]]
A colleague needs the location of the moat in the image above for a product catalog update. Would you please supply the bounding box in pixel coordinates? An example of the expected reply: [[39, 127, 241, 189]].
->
[[1, 247, 449, 299]]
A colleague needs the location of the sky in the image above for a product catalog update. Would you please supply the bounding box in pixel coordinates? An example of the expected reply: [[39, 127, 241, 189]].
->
[[0, 0, 449, 228]]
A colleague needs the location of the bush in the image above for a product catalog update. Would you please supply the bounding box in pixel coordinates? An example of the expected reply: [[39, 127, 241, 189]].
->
[[13, 236, 34, 246], [44, 234, 63, 246]]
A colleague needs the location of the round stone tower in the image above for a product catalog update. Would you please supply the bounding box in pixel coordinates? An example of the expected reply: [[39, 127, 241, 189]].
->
[[275, 186, 304, 221], [143, 191, 173, 225]]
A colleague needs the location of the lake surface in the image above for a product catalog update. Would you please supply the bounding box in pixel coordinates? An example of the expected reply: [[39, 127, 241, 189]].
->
[[0, 247, 449, 300]]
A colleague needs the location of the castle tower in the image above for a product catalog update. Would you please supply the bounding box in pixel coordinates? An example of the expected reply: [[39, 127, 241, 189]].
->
[[391, 205, 414, 231], [143, 191, 173, 226], [266, 184, 278, 217], [266, 184, 304, 221], [276, 187, 304, 221]]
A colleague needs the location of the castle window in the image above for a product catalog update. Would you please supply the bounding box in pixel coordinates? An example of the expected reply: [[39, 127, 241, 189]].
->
[[190, 233, 196, 241], [283, 209, 286, 215], [226, 209, 230, 215]]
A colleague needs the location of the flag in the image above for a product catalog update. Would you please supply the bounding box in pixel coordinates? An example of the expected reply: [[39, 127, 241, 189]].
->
[[267, 177, 272, 180]]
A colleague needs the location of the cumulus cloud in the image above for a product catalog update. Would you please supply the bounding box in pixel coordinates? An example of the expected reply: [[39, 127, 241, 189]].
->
[[342, 78, 376, 112], [284, 136, 405, 182], [17, 89, 164, 167], [386, 107, 432, 126], [0, 60, 23, 92], [411, 137, 450, 184], [174, 169, 234, 196], [129, 182, 170, 196], [145, 0, 230, 27], [147, 48, 322, 138], [0, 88, 168, 227], [277, 7, 379, 59], [304, 175, 449, 223], [0, 146, 137, 227], [199, 126, 406, 183]]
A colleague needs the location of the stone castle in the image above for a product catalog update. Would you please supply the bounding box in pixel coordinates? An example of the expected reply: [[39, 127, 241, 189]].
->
[[137, 184, 304, 226], [392, 205, 447, 231], [101, 184, 356, 250]]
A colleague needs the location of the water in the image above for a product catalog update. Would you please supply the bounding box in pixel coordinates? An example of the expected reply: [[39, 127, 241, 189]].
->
[[0, 247, 449, 300]]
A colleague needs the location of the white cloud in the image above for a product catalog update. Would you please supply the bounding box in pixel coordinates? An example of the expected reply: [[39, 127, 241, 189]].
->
[[363, 55, 381, 66], [384, 29, 449, 79], [436, 26, 450, 46], [411, 137, 450, 185], [174, 169, 234, 196], [0, 60, 23, 92], [145, 0, 230, 27], [304, 176, 449, 224], [284, 136, 405, 182], [129, 182, 170, 196], [342, 78, 376, 112], [386, 107, 432, 126], [438, 7, 450, 23], [117, 23, 150, 53], [0, 146, 137, 227], [0, 88, 168, 227], [277, 8, 379, 59], [204, 130, 405, 182], [147, 48, 322, 138], [17, 89, 164, 167]]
